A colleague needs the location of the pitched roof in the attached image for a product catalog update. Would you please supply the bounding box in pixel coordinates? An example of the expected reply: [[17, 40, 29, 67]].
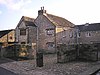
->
[[76, 23, 100, 32], [0, 29, 13, 38], [44, 14, 74, 27], [25, 21, 36, 27], [22, 16, 34, 22], [17, 16, 35, 27]]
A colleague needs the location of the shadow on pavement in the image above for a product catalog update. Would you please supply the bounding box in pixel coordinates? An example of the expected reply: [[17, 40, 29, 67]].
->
[[0, 67, 18, 75], [0, 58, 15, 64]]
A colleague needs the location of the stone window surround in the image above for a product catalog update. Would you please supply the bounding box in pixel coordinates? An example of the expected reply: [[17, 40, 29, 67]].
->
[[20, 29, 26, 35], [46, 42, 55, 48], [46, 28, 54, 35]]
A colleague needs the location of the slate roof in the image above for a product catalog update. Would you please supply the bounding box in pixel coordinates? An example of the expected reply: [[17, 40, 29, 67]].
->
[[17, 16, 35, 27], [25, 21, 36, 27], [76, 23, 100, 32], [22, 16, 34, 22], [45, 14, 74, 27], [0, 29, 13, 38]]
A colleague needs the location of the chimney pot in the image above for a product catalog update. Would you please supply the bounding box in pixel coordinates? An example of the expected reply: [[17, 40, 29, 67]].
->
[[43, 6, 44, 10], [38, 7, 46, 15], [41, 7, 42, 10]]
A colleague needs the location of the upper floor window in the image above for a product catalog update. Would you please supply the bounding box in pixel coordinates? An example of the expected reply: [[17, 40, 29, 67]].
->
[[77, 32, 81, 38], [9, 36, 13, 39], [46, 28, 54, 36], [85, 32, 91, 37], [20, 29, 26, 35]]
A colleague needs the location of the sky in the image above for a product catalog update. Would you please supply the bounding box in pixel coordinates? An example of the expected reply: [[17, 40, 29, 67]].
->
[[0, 0, 100, 30]]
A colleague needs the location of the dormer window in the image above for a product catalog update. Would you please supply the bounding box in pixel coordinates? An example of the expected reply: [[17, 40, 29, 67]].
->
[[20, 29, 26, 35], [46, 28, 54, 36]]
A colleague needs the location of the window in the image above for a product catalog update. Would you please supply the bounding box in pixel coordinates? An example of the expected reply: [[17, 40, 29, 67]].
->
[[77, 32, 81, 38], [20, 29, 26, 35], [21, 42, 26, 44], [9, 36, 13, 39], [46, 28, 54, 35], [46, 42, 55, 48], [85, 32, 91, 37]]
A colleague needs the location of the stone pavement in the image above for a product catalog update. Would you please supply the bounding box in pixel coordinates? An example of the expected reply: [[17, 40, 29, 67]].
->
[[0, 54, 100, 75], [78, 61, 100, 75], [0, 58, 17, 75]]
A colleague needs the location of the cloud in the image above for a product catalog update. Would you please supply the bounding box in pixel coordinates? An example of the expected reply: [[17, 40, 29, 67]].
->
[[0, 0, 32, 10], [21, 8, 37, 18], [0, 10, 2, 14]]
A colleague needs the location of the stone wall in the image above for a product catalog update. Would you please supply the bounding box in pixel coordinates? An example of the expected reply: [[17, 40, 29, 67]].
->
[[57, 44, 77, 63], [57, 44, 100, 63]]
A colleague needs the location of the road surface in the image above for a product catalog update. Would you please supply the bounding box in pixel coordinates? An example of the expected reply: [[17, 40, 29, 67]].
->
[[0, 67, 18, 75]]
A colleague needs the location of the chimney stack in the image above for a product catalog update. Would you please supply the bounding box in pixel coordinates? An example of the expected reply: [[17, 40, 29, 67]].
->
[[38, 6, 46, 15]]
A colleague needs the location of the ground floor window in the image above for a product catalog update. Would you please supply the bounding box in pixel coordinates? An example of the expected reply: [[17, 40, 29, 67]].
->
[[46, 42, 55, 48]]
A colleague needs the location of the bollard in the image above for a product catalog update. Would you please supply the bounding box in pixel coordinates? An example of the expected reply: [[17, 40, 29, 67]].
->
[[36, 52, 43, 67]]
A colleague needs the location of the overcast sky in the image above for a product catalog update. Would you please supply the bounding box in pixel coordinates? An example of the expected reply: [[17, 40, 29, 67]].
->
[[0, 0, 100, 30]]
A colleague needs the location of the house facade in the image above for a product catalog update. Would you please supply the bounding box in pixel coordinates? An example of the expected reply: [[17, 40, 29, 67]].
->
[[56, 27, 77, 45], [57, 23, 100, 62], [0, 29, 15, 57], [1, 7, 100, 61], [34, 7, 74, 53], [15, 16, 37, 58], [0, 29, 15, 47], [76, 23, 100, 44]]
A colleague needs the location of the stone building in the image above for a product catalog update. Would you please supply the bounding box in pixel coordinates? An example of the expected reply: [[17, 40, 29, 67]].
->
[[15, 16, 36, 58], [0, 29, 15, 57], [76, 23, 100, 44], [34, 7, 74, 53], [56, 27, 77, 45], [57, 23, 100, 62]]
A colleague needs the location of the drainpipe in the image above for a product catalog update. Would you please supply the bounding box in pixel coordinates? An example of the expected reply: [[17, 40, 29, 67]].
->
[[55, 26, 57, 53], [36, 26, 38, 54], [27, 27, 29, 44], [76, 28, 79, 58]]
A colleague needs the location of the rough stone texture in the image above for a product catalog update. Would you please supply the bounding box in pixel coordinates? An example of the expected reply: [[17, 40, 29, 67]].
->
[[0, 54, 100, 75], [34, 14, 56, 53], [56, 28, 77, 45], [15, 21, 28, 44], [78, 31, 100, 44], [57, 44, 100, 63], [57, 44, 77, 63], [15, 16, 36, 58]]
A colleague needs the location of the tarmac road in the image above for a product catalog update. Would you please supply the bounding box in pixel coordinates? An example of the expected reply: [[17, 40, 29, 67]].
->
[[0, 67, 18, 75]]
